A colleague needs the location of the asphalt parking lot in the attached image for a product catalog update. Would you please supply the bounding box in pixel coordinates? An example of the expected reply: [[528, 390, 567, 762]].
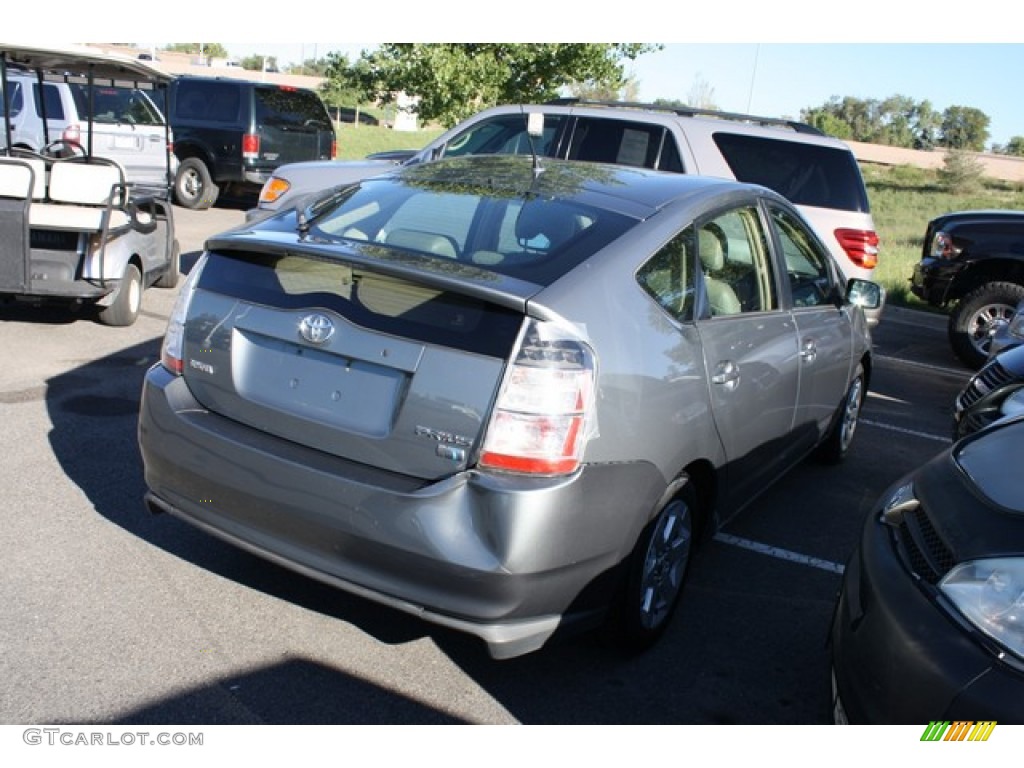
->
[[0, 203, 972, 724]]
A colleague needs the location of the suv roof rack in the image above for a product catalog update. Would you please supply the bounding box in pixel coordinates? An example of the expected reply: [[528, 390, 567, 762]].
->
[[545, 98, 824, 136]]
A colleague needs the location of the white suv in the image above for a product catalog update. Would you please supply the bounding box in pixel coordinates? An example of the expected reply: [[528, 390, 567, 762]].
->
[[0, 70, 174, 189], [254, 100, 882, 322]]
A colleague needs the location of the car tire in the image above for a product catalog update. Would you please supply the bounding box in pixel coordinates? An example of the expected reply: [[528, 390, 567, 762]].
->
[[815, 363, 866, 464], [154, 239, 180, 289], [616, 481, 698, 651], [949, 282, 1024, 368], [98, 263, 142, 327], [174, 157, 219, 210]]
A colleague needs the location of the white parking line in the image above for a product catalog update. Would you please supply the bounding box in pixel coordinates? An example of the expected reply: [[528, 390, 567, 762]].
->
[[713, 532, 845, 574], [860, 418, 952, 444], [875, 353, 970, 378]]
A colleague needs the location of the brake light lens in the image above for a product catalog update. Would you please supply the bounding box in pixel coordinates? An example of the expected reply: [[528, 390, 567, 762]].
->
[[242, 132, 260, 159], [479, 319, 597, 475], [835, 228, 880, 269], [160, 256, 206, 375], [331, 137, 337, 159], [930, 230, 960, 260], [62, 123, 81, 143]]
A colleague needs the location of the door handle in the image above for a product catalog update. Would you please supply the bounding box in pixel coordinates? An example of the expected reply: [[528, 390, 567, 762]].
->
[[711, 360, 740, 390], [800, 338, 817, 363]]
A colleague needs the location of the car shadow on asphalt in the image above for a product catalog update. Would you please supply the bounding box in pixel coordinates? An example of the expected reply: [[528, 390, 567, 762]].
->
[[43, 337, 838, 724]]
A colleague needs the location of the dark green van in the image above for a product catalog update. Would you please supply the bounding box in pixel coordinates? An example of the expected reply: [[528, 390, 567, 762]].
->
[[169, 76, 335, 210]]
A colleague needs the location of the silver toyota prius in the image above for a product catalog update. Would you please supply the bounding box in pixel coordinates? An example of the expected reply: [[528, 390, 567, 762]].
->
[[138, 155, 879, 658]]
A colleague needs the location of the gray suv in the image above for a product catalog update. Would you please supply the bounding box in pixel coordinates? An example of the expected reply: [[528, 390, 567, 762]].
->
[[139, 155, 879, 658], [252, 101, 882, 323]]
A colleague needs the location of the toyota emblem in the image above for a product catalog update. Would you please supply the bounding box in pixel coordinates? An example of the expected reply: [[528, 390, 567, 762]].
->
[[299, 313, 335, 344]]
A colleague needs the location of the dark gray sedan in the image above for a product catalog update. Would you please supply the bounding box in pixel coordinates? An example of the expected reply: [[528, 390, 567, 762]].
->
[[139, 156, 879, 658]]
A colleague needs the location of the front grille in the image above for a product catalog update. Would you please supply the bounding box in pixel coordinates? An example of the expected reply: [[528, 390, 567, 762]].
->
[[895, 507, 956, 584], [957, 359, 1015, 410]]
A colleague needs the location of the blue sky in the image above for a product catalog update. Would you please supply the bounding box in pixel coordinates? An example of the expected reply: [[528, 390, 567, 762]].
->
[[217, 42, 1024, 148]]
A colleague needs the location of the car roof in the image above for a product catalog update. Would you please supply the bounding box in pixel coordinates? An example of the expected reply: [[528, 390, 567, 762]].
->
[[0, 43, 172, 83]]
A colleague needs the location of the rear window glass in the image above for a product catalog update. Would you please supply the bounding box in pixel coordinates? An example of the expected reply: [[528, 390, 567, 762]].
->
[[307, 174, 636, 286], [197, 250, 524, 359], [254, 87, 331, 130], [712, 132, 870, 213]]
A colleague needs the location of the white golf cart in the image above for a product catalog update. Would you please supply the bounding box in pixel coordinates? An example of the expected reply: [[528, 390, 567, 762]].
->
[[0, 44, 178, 325]]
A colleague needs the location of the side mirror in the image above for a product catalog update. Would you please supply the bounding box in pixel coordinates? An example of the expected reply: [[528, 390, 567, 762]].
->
[[845, 278, 882, 310]]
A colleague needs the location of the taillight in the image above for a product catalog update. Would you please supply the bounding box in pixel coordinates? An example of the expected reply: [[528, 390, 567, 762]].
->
[[62, 123, 81, 143], [330, 137, 337, 159], [160, 256, 206, 375], [242, 133, 260, 159], [835, 228, 880, 269], [930, 230, 960, 260], [479, 319, 597, 476]]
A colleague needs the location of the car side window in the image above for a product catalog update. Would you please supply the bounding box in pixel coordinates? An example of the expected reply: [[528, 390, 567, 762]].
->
[[697, 207, 777, 316], [770, 206, 836, 308], [568, 118, 676, 170], [34, 83, 66, 120], [636, 227, 697, 322]]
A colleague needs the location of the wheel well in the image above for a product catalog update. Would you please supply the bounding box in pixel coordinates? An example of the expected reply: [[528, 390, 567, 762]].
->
[[950, 259, 1024, 301]]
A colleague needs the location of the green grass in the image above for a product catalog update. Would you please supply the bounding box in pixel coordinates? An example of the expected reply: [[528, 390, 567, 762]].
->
[[334, 123, 444, 161], [863, 163, 1024, 309]]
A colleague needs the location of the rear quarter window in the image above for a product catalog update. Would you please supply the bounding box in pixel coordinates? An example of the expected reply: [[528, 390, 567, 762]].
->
[[712, 132, 870, 213], [174, 81, 242, 123]]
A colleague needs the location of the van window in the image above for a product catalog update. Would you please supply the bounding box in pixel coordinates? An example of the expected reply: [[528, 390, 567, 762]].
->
[[33, 83, 67, 120], [254, 87, 331, 130], [567, 118, 682, 171], [175, 81, 241, 123], [712, 132, 870, 213], [70, 85, 164, 126]]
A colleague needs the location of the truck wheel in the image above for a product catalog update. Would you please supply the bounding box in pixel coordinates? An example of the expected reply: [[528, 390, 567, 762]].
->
[[98, 263, 142, 327], [174, 157, 219, 210], [155, 239, 180, 289], [949, 282, 1024, 368]]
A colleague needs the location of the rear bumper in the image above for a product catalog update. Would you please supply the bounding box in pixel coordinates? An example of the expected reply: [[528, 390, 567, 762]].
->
[[138, 365, 665, 658], [910, 258, 963, 305]]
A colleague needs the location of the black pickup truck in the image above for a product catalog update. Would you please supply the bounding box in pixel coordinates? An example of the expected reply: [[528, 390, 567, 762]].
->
[[911, 209, 1024, 367]]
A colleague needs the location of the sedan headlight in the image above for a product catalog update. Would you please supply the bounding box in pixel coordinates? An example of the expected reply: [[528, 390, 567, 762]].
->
[[1008, 310, 1024, 341], [1001, 388, 1024, 420], [941, 558, 1024, 660]]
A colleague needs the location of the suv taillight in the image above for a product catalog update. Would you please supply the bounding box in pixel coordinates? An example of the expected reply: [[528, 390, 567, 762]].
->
[[331, 137, 337, 159], [62, 123, 81, 144], [930, 230, 960, 260], [160, 256, 206, 375], [242, 133, 260, 159], [479, 319, 597, 476], [835, 228, 880, 269]]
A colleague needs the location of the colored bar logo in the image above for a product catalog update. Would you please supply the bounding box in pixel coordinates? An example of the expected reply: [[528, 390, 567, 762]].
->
[[921, 721, 997, 742]]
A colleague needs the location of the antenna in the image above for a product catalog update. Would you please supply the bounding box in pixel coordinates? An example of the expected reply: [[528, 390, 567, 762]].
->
[[523, 108, 545, 178]]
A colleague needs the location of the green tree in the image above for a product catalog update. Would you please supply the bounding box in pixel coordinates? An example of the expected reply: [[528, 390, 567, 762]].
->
[[911, 99, 941, 149], [164, 43, 228, 59], [1002, 136, 1024, 157], [940, 105, 990, 151], [342, 43, 660, 127], [239, 54, 278, 72]]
